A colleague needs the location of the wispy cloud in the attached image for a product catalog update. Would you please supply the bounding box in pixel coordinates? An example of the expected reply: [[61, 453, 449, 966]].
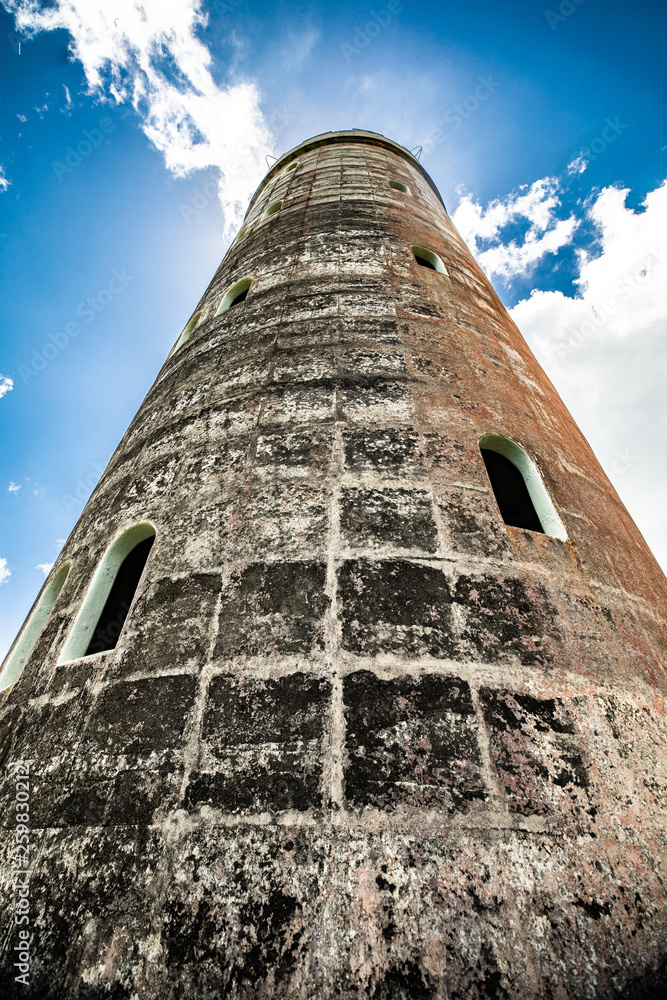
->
[[281, 28, 320, 74], [567, 154, 588, 176], [36, 562, 54, 576], [0, 375, 14, 398], [510, 179, 667, 570], [0, 559, 10, 586], [8, 482, 21, 493], [452, 176, 578, 281], [0, 168, 10, 193], [6, 0, 274, 233]]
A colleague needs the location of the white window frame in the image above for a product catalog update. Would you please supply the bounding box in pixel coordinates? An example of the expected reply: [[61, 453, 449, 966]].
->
[[58, 522, 156, 664], [0, 564, 70, 690], [480, 434, 568, 540]]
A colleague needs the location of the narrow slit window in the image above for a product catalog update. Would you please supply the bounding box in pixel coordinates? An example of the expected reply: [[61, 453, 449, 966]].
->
[[482, 450, 543, 532], [235, 225, 248, 242], [171, 311, 202, 355], [411, 245, 447, 274], [0, 564, 70, 690], [59, 523, 156, 663], [284, 161, 298, 173], [216, 276, 253, 315], [479, 434, 567, 540], [262, 200, 283, 219], [85, 536, 154, 655], [389, 180, 410, 194]]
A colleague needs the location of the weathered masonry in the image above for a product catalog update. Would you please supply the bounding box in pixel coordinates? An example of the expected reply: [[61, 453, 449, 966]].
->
[[1, 129, 666, 999]]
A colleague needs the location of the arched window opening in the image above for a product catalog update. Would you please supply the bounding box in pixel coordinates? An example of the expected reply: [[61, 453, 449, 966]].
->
[[479, 434, 567, 540], [215, 276, 253, 315], [0, 564, 70, 691], [235, 225, 248, 242], [263, 200, 283, 220], [284, 161, 298, 173], [171, 311, 202, 356], [411, 245, 447, 274], [389, 180, 410, 194], [59, 523, 155, 663]]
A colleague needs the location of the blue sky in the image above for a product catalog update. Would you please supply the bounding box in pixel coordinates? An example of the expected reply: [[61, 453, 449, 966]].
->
[[1, 0, 666, 659]]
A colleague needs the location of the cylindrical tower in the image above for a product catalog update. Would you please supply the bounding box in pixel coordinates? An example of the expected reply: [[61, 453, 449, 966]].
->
[[2, 130, 666, 999]]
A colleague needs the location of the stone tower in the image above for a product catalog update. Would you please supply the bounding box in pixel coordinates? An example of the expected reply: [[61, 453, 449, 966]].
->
[[1, 130, 666, 999]]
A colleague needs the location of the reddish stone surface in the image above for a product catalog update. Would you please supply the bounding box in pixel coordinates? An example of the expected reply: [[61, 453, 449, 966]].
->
[[1, 130, 666, 998]]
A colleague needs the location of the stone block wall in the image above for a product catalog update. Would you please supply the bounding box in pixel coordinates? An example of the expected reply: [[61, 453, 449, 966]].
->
[[1, 131, 666, 999]]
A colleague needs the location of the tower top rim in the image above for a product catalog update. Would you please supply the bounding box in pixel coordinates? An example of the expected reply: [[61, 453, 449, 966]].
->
[[245, 129, 446, 217]]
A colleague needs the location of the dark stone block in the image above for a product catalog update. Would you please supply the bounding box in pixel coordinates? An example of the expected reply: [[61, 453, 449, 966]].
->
[[186, 672, 330, 813], [340, 487, 438, 552], [85, 675, 197, 755], [204, 671, 329, 745], [54, 777, 112, 827], [0, 694, 99, 828], [8, 696, 88, 770], [454, 575, 561, 665], [215, 562, 330, 658], [46, 656, 97, 695], [343, 427, 422, 474], [480, 687, 592, 819], [55, 766, 179, 828], [115, 573, 220, 676], [343, 671, 485, 811], [186, 757, 320, 814], [255, 428, 333, 472], [107, 768, 179, 825], [338, 560, 454, 657], [0, 771, 70, 830]]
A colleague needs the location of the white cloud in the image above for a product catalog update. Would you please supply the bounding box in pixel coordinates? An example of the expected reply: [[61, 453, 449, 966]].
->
[[452, 176, 578, 281], [510, 180, 667, 572], [8, 482, 21, 493], [281, 28, 320, 74], [0, 559, 10, 585], [0, 168, 10, 192], [6, 0, 274, 233], [36, 563, 54, 576], [567, 154, 588, 176], [0, 375, 14, 398]]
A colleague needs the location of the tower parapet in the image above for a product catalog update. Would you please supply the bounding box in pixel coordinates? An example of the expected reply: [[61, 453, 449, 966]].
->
[[1, 130, 666, 999]]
